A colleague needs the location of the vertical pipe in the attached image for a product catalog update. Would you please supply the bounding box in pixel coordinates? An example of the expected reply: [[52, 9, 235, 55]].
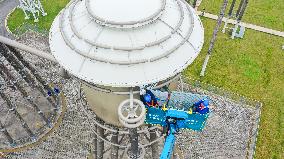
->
[[97, 121, 104, 159], [200, 54, 211, 76], [128, 87, 139, 158], [236, 0, 246, 18], [111, 130, 119, 159], [228, 0, 237, 17], [200, 0, 229, 76], [237, 0, 248, 21], [93, 124, 97, 158], [129, 88, 134, 109], [149, 127, 159, 159], [223, 0, 237, 33], [129, 128, 139, 159]]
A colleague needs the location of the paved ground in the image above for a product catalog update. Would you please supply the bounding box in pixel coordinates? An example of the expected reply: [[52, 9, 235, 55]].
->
[[0, 0, 18, 38]]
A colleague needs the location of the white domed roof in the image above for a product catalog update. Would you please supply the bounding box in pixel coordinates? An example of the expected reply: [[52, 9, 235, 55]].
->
[[86, 0, 164, 27], [49, 0, 204, 87]]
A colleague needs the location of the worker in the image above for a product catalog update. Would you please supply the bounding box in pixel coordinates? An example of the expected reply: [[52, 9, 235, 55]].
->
[[140, 89, 159, 107], [193, 99, 210, 114]]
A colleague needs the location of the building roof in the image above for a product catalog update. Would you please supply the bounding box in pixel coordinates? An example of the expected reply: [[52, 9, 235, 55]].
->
[[49, 0, 204, 87]]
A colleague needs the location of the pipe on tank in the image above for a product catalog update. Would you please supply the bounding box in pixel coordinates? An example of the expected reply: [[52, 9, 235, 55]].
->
[[129, 128, 139, 159], [97, 120, 105, 159], [111, 129, 119, 159], [0, 35, 57, 62], [149, 126, 159, 159]]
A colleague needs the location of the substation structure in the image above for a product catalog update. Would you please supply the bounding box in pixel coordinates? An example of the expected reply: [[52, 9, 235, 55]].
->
[[48, 0, 204, 158], [1, 0, 206, 158]]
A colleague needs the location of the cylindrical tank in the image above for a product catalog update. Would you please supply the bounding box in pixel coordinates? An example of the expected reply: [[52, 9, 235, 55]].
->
[[82, 75, 179, 126], [49, 0, 204, 126], [82, 84, 140, 126], [49, 0, 204, 157]]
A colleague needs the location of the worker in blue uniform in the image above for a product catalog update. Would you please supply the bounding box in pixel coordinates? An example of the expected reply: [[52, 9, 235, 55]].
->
[[140, 89, 159, 107], [193, 99, 210, 114]]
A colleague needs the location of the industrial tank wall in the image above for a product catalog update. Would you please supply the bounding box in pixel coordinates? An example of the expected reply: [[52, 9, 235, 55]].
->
[[81, 77, 179, 126], [82, 84, 140, 126]]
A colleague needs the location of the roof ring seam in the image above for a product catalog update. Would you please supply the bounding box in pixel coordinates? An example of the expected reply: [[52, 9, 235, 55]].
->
[[58, 0, 198, 65], [70, 0, 183, 51], [85, 0, 166, 27]]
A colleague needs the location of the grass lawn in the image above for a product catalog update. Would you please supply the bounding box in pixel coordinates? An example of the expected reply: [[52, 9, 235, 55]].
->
[[199, 0, 284, 31], [7, 0, 69, 34], [185, 17, 284, 159], [6, 0, 284, 159]]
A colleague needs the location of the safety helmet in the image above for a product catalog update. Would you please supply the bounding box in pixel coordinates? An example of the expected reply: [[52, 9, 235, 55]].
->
[[203, 99, 209, 107], [144, 94, 152, 103]]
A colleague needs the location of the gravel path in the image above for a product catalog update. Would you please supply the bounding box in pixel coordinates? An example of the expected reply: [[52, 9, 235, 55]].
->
[[0, 0, 19, 38]]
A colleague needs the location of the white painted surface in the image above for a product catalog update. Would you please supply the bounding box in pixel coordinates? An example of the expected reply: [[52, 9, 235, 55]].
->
[[88, 0, 162, 23], [49, 0, 204, 87]]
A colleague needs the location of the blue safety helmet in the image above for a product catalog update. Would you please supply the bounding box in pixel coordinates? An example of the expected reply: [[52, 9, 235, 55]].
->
[[203, 99, 209, 107], [144, 94, 152, 103]]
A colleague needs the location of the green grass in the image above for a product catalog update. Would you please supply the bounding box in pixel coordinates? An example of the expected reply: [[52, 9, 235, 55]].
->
[[7, 0, 69, 34], [185, 17, 284, 159], [199, 0, 284, 31], [6, 0, 284, 159]]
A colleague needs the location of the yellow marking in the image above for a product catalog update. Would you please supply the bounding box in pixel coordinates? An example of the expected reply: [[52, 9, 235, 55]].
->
[[188, 108, 193, 114], [162, 104, 168, 111]]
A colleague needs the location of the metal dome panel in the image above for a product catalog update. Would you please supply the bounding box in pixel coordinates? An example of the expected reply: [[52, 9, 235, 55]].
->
[[49, 0, 204, 87], [87, 0, 164, 24]]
